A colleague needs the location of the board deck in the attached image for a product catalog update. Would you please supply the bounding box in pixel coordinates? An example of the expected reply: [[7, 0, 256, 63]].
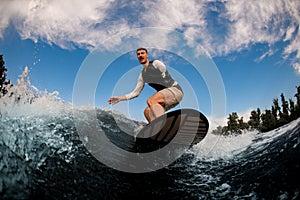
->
[[134, 109, 209, 152]]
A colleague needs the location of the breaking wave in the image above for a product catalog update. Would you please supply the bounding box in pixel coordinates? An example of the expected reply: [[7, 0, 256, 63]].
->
[[1, 67, 299, 199]]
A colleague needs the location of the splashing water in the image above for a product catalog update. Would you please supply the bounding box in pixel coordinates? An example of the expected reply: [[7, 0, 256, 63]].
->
[[0, 66, 67, 117], [0, 67, 78, 198], [0, 67, 141, 199], [0, 67, 299, 199]]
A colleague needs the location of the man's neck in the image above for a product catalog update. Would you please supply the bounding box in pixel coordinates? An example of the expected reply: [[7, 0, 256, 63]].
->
[[142, 60, 150, 68]]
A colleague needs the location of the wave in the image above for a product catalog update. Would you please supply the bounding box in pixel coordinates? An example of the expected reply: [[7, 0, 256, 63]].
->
[[176, 117, 300, 199], [1, 67, 299, 199], [0, 67, 139, 198]]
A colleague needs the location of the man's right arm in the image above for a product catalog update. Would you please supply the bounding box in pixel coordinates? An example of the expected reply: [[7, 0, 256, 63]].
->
[[108, 73, 144, 105], [125, 73, 144, 100]]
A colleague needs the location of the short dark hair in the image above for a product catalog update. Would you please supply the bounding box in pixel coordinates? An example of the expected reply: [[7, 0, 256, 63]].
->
[[136, 48, 148, 54]]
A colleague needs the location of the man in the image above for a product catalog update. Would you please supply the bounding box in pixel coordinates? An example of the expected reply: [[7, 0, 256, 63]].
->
[[108, 48, 183, 123]]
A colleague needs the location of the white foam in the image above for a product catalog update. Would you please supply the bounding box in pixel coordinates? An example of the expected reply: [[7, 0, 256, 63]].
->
[[191, 130, 258, 161], [0, 66, 71, 117], [191, 118, 300, 162]]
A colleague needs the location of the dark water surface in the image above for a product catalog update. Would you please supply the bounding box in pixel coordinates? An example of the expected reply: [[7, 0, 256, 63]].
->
[[1, 107, 299, 200]]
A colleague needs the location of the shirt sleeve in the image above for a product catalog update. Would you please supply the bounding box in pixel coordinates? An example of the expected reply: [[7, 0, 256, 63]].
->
[[125, 73, 145, 100], [153, 60, 167, 78]]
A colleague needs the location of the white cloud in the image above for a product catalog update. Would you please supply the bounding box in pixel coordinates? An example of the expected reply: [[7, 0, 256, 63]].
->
[[26, 0, 122, 49], [293, 62, 300, 75], [283, 24, 300, 74], [223, 0, 300, 73], [1, 0, 300, 73], [0, 0, 128, 49], [255, 49, 276, 63], [141, 1, 206, 28], [223, 1, 285, 52], [284, 24, 296, 42], [0, 0, 28, 36]]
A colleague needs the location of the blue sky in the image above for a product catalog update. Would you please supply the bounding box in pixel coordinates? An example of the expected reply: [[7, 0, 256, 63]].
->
[[0, 0, 299, 128]]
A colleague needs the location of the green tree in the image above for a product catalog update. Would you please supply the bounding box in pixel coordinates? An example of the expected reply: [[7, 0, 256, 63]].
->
[[260, 109, 277, 132], [0, 54, 8, 96], [227, 112, 241, 134], [289, 98, 296, 120], [248, 108, 261, 130], [279, 93, 289, 125], [211, 85, 300, 135], [238, 117, 249, 130], [271, 98, 281, 121], [295, 85, 300, 118]]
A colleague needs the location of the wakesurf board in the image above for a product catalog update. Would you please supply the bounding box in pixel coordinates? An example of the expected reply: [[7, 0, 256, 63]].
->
[[134, 108, 209, 152]]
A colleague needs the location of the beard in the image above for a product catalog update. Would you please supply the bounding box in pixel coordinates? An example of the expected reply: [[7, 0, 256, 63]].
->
[[139, 57, 147, 64]]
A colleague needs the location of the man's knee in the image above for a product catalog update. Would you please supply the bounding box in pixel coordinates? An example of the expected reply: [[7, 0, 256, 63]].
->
[[147, 93, 164, 106], [144, 107, 151, 122], [146, 97, 155, 106], [144, 106, 150, 116], [144, 104, 165, 122]]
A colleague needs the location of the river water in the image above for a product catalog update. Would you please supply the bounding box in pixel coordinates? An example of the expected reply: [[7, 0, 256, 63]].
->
[[0, 70, 299, 200]]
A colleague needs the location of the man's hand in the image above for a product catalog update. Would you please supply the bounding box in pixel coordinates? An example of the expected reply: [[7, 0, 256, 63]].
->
[[108, 96, 120, 105]]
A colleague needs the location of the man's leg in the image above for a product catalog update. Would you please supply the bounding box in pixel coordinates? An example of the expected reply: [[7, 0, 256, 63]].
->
[[144, 92, 165, 122], [144, 107, 151, 122]]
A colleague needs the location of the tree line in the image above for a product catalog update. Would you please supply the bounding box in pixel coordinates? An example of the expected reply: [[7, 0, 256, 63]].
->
[[212, 86, 300, 135], [0, 54, 12, 97]]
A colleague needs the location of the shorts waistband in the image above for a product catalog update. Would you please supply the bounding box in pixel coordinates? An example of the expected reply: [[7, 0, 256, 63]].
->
[[172, 82, 183, 93]]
